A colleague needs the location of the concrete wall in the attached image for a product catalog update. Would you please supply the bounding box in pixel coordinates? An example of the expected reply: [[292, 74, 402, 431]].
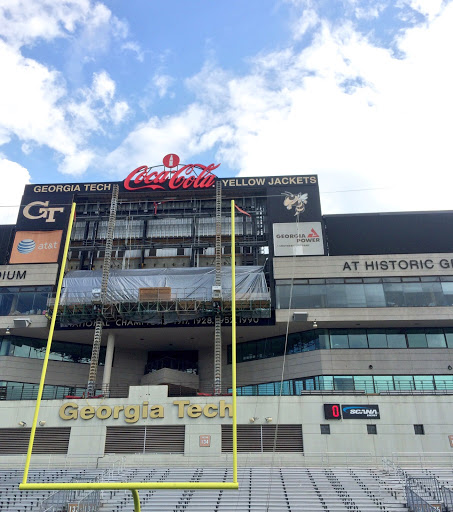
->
[[274, 253, 453, 279], [2, 386, 453, 461]]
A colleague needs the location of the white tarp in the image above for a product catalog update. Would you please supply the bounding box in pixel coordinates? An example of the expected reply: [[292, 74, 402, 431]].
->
[[60, 266, 269, 304]]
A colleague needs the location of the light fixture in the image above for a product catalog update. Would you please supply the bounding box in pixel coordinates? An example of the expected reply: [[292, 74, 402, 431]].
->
[[449, 365, 452, 371], [5, 327, 10, 335], [313, 320, 318, 329], [249, 417, 258, 423], [39, 420, 46, 426], [13, 318, 31, 328], [369, 364, 373, 370], [18, 421, 26, 427], [265, 417, 273, 423]]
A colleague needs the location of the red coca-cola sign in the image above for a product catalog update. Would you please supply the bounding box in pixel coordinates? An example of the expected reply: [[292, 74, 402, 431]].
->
[[123, 155, 220, 191]]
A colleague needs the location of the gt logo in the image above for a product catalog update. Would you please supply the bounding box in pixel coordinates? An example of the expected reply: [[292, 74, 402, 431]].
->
[[23, 201, 64, 223]]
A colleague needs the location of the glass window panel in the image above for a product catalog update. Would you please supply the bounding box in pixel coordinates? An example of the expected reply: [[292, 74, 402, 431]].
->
[[309, 284, 327, 308], [11, 340, 31, 358], [291, 285, 313, 309], [0, 337, 12, 356], [367, 330, 387, 348], [80, 344, 92, 364], [394, 376, 414, 391], [348, 330, 368, 349], [7, 382, 23, 400], [421, 282, 445, 306], [326, 284, 347, 308], [294, 380, 304, 394], [304, 378, 315, 391], [241, 341, 257, 361], [344, 284, 367, 307], [373, 376, 394, 392], [445, 328, 453, 348], [333, 376, 354, 391], [354, 376, 375, 393], [387, 330, 407, 348], [414, 375, 435, 390], [318, 330, 330, 350], [318, 376, 334, 391], [407, 330, 427, 348], [276, 285, 291, 309], [258, 383, 275, 395], [326, 278, 344, 284], [402, 282, 425, 307], [383, 282, 405, 307], [426, 329, 447, 348], [275, 381, 292, 395], [434, 375, 453, 391], [330, 330, 349, 349], [364, 284, 386, 307], [441, 282, 453, 305]]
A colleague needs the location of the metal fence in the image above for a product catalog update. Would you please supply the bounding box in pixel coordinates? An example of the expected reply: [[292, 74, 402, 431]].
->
[[405, 486, 441, 512], [442, 486, 453, 511]]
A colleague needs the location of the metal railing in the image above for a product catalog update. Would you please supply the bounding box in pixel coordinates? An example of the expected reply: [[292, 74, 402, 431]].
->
[[406, 486, 440, 512], [442, 485, 453, 511], [407, 476, 442, 502], [39, 457, 124, 512]]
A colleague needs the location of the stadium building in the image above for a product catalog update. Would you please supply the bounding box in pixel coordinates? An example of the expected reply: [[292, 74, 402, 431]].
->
[[1, 153, 453, 470]]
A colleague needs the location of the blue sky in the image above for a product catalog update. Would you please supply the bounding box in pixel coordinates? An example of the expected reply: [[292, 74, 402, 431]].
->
[[0, 0, 452, 222]]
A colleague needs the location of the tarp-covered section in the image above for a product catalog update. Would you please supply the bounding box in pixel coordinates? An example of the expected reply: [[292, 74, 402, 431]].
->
[[60, 266, 269, 305]]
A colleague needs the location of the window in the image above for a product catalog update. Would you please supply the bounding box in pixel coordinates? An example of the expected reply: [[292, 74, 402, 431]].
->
[[367, 424, 377, 435], [414, 424, 425, 435], [320, 424, 330, 435]]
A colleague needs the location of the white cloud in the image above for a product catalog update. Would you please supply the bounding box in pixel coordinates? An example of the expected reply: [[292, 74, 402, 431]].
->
[[0, 159, 30, 223], [105, 1, 453, 214], [0, 0, 132, 182], [122, 41, 144, 62], [152, 74, 175, 99]]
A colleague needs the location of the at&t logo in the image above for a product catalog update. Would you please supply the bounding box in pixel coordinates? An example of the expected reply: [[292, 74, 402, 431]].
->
[[17, 239, 35, 254], [23, 201, 64, 223]]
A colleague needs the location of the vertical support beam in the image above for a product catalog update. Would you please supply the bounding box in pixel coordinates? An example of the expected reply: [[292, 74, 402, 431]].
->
[[231, 200, 238, 484], [102, 333, 115, 397]]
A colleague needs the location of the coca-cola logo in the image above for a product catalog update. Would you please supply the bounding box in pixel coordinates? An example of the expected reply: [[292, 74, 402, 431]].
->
[[124, 155, 220, 191]]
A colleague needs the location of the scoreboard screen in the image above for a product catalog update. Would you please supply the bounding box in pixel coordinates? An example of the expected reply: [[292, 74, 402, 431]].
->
[[324, 403, 341, 420]]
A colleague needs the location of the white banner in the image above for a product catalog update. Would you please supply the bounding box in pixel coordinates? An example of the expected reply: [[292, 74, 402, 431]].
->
[[273, 222, 324, 256]]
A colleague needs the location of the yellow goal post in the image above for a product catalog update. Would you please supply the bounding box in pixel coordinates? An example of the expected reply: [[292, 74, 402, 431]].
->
[[19, 200, 240, 511]]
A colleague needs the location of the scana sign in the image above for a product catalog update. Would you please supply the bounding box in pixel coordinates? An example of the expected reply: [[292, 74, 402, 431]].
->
[[123, 154, 220, 191]]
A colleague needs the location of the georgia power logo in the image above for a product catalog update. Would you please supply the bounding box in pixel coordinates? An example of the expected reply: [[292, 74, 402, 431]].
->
[[17, 239, 36, 254], [281, 191, 308, 219]]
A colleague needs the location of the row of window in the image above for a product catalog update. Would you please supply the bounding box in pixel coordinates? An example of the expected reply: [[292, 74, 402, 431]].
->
[[0, 335, 106, 365], [0, 381, 93, 401], [232, 374, 453, 396], [320, 424, 424, 435], [0, 286, 51, 316], [276, 280, 453, 308], [72, 215, 261, 240], [227, 328, 453, 364]]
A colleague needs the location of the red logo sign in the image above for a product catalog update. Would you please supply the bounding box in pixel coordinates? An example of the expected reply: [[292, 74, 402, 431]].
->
[[124, 155, 220, 192], [163, 154, 180, 168], [308, 228, 319, 238]]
